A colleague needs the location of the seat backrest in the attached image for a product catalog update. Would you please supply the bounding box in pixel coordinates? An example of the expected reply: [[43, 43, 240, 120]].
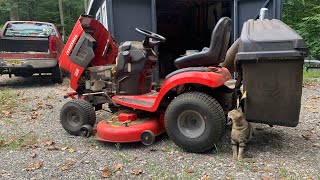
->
[[174, 17, 232, 69], [208, 17, 232, 64]]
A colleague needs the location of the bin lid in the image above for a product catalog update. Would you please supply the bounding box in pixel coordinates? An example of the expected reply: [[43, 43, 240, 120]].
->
[[237, 19, 308, 60]]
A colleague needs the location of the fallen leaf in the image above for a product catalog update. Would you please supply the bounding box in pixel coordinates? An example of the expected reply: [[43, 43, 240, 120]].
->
[[185, 167, 194, 173], [261, 176, 270, 180], [45, 104, 54, 109], [43, 140, 55, 146], [304, 105, 314, 109], [262, 166, 273, 172], [279, 177, 287, 180], [68, 148, 75, 153], [61, 160, 76, 171], [113, 163, 123, 172], [201, 175, 211, 180], [25, 161, 43, 171], [26, 143, 39, 149], [6, 138, 15, 145], [30, 153, 37, 158], [33, 96, 39, 99], [2, 111, 12, 118], [313, 143, 320, 148], [47, 146, 60, 151], [312, 109, 318, 113], [32, 108, 38, 111], [101, 168, 112, 178], [30, 111, 39, 119], [131, 168, 143, 175], [250, 167, 259, 172], [0, 140, 3, 146], [306, 177, 314, 180], [302, 134, 312, 140], [244, 158, 255, 163], [60, 147, 68, 151], [226, 176, 234, 180]]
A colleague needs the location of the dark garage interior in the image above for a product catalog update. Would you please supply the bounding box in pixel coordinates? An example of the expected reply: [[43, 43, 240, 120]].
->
[[156, 0, 231, 76]]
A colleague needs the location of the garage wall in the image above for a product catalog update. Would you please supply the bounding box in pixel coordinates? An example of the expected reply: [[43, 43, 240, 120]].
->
[[111, 0, 154, 44]]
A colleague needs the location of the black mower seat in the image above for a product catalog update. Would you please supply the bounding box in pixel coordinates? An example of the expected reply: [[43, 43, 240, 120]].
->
[[174, 17, 232, 69]]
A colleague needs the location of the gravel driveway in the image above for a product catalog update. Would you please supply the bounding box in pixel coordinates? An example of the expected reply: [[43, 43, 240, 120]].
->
[[0, 76, 319, 180]]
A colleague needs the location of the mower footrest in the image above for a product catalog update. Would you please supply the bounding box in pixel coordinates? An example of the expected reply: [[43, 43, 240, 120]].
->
[[112, 91, 158, 110]]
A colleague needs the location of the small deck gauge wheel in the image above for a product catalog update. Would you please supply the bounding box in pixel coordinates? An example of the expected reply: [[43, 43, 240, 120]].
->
[[141, 130, 155, 146], [80, 124, 93, 138]]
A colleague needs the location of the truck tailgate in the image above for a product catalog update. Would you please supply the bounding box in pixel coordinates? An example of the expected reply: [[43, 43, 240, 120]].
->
[[0, 37, 49, 52]]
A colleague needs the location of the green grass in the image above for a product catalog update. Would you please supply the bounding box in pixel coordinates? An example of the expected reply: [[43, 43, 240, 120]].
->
[[148, 163, 170, 179], [303, 68, 320, 85], [112, 151, 131, 164], [0, 88, 18, 112], [303, 69, 320, 78], [0, 133, 39, 150], [276, 166, 304, 180]]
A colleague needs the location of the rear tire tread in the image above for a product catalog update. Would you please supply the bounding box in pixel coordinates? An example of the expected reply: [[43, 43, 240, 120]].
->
[[165, 91, 226, 153]]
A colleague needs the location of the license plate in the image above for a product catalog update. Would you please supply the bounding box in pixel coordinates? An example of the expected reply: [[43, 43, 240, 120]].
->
[[5, 59, 22, 65]]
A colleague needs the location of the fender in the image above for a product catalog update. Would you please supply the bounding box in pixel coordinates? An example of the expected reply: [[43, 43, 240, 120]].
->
[[153, 68, 232, 111], [113, 67, 232, 112]]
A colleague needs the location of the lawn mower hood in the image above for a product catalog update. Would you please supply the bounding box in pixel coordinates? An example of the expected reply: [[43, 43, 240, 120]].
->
[[59, 15, 118, 90]]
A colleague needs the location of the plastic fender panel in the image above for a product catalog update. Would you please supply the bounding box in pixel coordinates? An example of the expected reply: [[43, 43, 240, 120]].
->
[[59, 15, 118, 91]]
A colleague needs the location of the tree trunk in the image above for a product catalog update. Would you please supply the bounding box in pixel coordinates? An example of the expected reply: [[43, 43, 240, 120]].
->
[[58, 0, 65, 41], [84, 0, 88, 14], [9, 0, 19, 21]]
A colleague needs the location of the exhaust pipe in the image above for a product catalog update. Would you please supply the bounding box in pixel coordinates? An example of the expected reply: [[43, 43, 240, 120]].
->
[[259, 8, 268, 20]]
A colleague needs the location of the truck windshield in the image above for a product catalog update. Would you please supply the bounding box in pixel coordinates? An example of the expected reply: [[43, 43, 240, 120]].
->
[[3, 22, 57, 37]]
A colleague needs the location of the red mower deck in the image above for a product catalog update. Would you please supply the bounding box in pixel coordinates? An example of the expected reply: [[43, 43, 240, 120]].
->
[[96, 114, 165, 143]]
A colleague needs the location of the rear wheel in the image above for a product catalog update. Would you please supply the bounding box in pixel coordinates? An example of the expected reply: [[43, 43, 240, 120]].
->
[[60, 99, 96, 136], [165, 92, 226, 153], [52, 66, 63, 84]]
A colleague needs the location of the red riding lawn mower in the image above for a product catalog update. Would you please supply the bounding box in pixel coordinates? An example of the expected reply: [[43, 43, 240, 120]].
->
[[59, 15, 307, 153]]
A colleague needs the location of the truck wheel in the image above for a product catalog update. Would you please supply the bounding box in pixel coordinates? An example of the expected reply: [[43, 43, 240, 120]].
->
[[165, 92, 226, 153], [52, 66, 63, 84], [60, 99, 96, 136]]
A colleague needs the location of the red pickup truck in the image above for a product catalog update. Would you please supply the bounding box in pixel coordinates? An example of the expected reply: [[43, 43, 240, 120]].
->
[[0, 21, 64, 83]]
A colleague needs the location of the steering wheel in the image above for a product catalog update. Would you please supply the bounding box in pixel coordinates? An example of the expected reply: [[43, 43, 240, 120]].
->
[[135, 28, 166, 47]]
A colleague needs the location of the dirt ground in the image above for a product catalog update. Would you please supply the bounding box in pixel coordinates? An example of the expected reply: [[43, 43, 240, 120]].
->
[[0, 76, 319, 180]]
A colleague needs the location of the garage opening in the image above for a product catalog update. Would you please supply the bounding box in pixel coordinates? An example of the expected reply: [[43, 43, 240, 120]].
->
[[156, 0, 231, 76]]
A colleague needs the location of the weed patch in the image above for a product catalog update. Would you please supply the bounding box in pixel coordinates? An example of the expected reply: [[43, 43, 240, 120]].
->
[[0, 88, 18, 112], [0, 133, 39, 150]]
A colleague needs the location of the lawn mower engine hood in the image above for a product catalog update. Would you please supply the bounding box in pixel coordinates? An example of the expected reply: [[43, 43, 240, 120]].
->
[[59, 15, 118, 90]]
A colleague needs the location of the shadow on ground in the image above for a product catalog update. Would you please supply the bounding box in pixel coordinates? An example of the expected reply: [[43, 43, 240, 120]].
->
[[0, 75, 58, 88]]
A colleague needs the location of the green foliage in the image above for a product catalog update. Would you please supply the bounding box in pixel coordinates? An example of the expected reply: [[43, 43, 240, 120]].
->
[[284, 0, 320, 59], [304, 69, 320, 78], [0, 0, 17, 12], [0, 0, 84, 36]]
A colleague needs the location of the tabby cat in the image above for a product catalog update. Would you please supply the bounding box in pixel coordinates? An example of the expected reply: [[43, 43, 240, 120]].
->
[[228, 108, 253, 160]]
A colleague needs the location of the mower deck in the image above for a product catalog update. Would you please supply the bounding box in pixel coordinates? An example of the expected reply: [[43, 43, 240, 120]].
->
[[96, 113, 165, 144]]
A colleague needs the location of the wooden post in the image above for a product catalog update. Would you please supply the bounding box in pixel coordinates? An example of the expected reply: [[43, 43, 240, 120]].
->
[[58, 0, 65, 41]]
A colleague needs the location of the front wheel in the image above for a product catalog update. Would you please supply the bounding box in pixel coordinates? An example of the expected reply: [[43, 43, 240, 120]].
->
[[165, 92, 226, 153], [60, 99, 96, 136], [52, 66, 63, 84]]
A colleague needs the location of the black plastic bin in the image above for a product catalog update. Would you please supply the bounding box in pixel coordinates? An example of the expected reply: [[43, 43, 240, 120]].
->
[[236, 19, 308, 127]]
